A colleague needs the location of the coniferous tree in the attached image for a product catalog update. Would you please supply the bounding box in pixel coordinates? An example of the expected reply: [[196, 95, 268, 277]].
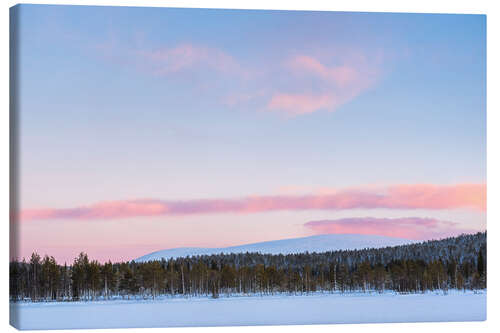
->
[[10, 232, 487, 302]]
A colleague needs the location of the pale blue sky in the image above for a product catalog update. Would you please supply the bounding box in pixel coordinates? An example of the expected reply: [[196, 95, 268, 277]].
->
[[13, 4, 486, 262]]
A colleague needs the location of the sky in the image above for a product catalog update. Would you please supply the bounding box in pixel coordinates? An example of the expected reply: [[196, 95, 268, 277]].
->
[[12, 4, 486, 263]]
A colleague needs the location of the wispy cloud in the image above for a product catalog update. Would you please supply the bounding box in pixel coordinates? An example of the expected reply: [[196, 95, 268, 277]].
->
[[92, 34, 381, 116], [288, 55, 361, 87], [304, 217, 479, 240], [137, 44, 245, 76], [20, 183, 485, 222], [381, 183, 486, 211], [93, 37, 247, 79], [267, 93, 337, 116], [266, 53, 380, 115]]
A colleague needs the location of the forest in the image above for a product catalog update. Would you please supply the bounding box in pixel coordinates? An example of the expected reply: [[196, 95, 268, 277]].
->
[[10, 232, 486, 302]]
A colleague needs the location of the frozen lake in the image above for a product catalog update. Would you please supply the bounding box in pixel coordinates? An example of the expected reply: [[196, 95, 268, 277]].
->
[[10, 291, 486, 330]]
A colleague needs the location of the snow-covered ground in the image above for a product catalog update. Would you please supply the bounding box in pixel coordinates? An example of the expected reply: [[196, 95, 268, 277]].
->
[[10, 291, 486, 330]]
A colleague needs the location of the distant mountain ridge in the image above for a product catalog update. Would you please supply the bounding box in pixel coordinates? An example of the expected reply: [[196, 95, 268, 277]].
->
[[135, 234, 418, 262]]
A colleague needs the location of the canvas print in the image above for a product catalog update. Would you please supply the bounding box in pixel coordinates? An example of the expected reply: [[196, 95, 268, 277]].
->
[[9, 4, 486, 330]]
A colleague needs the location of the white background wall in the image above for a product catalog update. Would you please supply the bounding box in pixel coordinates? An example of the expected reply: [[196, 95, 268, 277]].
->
[[1, 1, 498, 333]]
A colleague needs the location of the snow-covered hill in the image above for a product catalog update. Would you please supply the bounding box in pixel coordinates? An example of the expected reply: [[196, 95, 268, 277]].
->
[[135, 234, 417, 262]]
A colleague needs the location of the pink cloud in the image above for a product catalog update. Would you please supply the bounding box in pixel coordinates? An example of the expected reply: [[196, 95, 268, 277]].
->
[[267, 54, 379, 115], [288, 55, 359, 87], [267, 93, 337, 115], [381, 184, 486, 211], [94, 37, 377, 116], [19, 183, 485, 222], [304, 217, 479, 240], [136, 44, 245, 77]]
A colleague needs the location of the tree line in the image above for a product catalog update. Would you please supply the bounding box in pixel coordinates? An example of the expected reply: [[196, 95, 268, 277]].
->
[[10, 232, 486, 302]]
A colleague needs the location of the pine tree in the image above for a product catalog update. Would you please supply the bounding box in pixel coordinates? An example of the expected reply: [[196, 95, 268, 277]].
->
[[9, 232, 487, 301]]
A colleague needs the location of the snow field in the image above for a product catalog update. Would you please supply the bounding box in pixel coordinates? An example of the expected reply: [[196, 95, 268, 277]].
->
[[10, 291, 486, 330]]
